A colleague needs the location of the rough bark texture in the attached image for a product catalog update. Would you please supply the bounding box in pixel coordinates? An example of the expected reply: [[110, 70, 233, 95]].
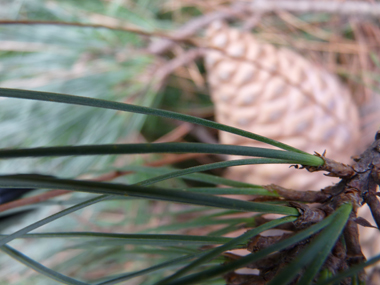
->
[[223, 132, 380, 284]]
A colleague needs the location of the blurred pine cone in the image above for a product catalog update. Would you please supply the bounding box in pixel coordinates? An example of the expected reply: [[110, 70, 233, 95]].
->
[[205, 20, 362, 191], [205, 20, 380, 270]]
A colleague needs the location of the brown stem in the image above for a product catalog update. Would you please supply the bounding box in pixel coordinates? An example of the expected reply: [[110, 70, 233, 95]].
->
[[0, 189, 71, 213], [247, 251, 283, 270], [253, 216, 297, 231], [245, 1, 380, 16], [265, 184, 330, 203], [325, 239, 347, 275], [305, 154, 355, 178], [0, 20, 196, 45], [363, 191, 380, 229], [372, 164, 380, 186], [343, 217, 366, 281], [247, 233, 293, 252]]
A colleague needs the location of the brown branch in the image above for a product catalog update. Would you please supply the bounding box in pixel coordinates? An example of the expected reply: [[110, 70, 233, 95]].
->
[[245, 1, 380, 16], [147, 7, 245, 55], [247, 233, 293, 253], [253, 216, 297, 232], [0, 20, 197, 45], [153, 49, 205, 83], [0, 189, 71, 213], [264, 184, 330, 203], [363, 191, 380, 229], [343, 216, 366, 281], [372, 164, 380, 186]]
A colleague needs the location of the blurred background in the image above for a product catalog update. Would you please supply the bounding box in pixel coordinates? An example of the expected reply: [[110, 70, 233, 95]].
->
[[0, 0, 379, 284]]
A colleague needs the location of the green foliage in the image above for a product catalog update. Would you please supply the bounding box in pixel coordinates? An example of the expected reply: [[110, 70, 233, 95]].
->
[[0, 0, 159, 176], [0, 86, 358, 284], [0, 1, 370, 284]]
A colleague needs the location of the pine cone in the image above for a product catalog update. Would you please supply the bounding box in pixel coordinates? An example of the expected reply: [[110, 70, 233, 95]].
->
[[205, 20, 380, 274], [205, 21, 361, 190]]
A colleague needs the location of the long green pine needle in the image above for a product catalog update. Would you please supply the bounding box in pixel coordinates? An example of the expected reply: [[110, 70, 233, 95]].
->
[[268, 203, 352, 285], [0, 175, 299, 219], [0, 244, 88, 285], [163, 204, 348, 285], [0, 142, 323, 166], [0, 232, 232, 245], [0, 88, 311, 154], [156, 216, 297, 284]]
